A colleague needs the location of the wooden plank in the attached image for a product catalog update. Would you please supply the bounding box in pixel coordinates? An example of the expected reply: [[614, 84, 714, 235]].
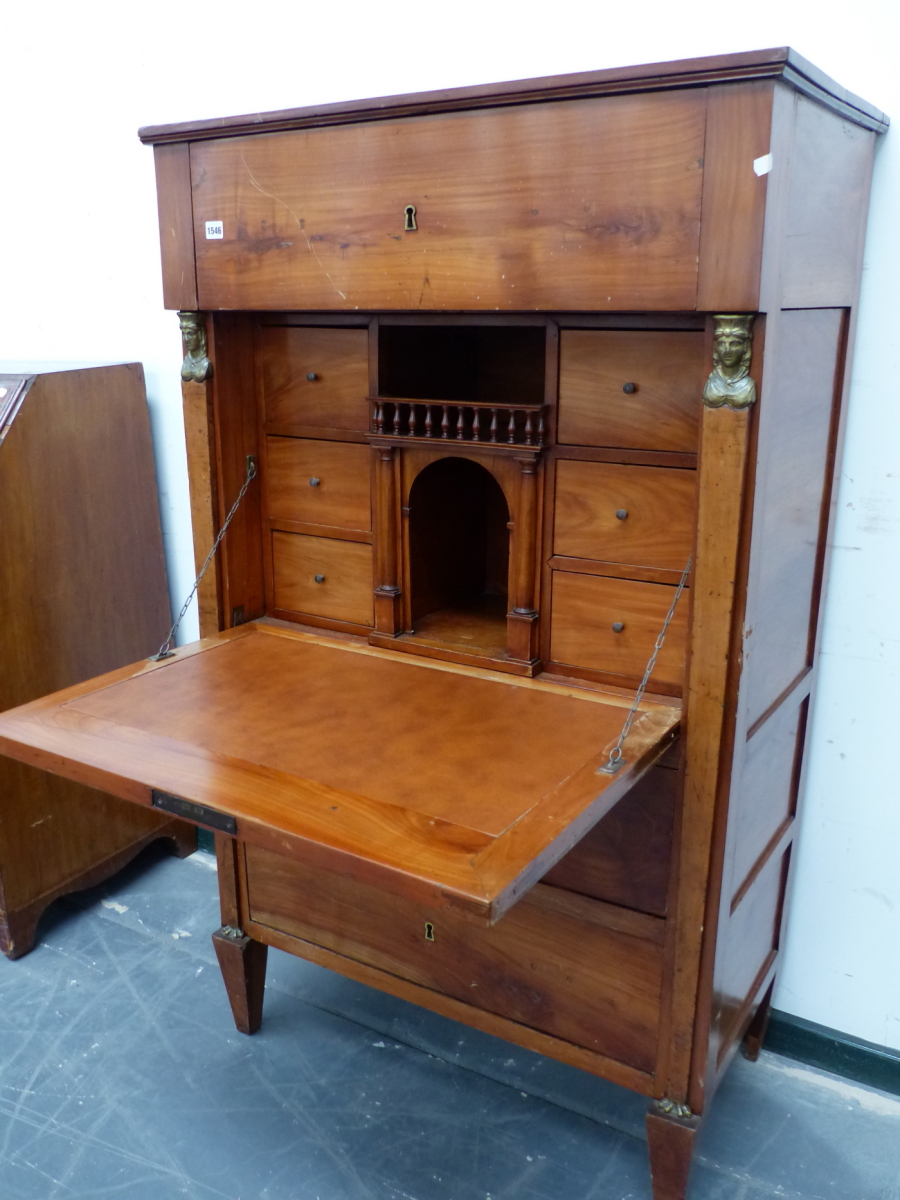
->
[[696, 81, 774, 311], [181, 377, 221, 636], [543, 763, 677, 917], [152, 143, 197, 310], [661, 400, 753, 1109], [558, 331, 705, 451], [550, 572, 689, 690], [0, 623, 679, 925], [780, 97, 877, 307], [740, 309, 844, 727], [266, 438, 372, 532], [262, 327, 370, 433], [554, 460, 696, 571], [246, 848, 664, 1073], [272, 532, 374, 626], [207, 314, 265, 627], [191, 92, 705, 312]]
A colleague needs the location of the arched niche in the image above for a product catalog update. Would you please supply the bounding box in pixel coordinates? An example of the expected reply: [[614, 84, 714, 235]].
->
[[407, 456, 510, 656]]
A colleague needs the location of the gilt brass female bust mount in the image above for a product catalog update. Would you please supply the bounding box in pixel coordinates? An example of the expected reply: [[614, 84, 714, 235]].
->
[[702, 315, 757, 410], [178, 311, 212, 383]]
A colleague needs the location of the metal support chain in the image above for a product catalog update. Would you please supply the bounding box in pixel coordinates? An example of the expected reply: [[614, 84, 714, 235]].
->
[[150, 456, 258, 661], [597, 554, 692, 775]]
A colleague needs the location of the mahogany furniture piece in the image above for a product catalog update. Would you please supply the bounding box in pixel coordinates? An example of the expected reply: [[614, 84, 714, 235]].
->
[[0, 50, 886, 1199], [0, 365, 195, 958]]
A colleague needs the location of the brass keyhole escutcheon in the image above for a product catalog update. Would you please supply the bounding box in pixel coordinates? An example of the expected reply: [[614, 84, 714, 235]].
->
[[404, 204, 417, 232], [424, 921, 435, 942]]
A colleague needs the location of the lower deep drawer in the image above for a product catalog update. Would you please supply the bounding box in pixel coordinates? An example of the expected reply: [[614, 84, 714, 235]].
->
[[244, 844, 664, 1074]]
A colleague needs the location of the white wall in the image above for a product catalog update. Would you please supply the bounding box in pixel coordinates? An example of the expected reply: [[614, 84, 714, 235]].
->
[[2, 0, 897, 1050]]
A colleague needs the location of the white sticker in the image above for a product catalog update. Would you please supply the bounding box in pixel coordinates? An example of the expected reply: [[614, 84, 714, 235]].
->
[[205, 220, 224, 239], [753, 153, 773, 177]]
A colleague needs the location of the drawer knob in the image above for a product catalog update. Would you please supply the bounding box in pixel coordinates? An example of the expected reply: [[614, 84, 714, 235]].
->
[[622, 382, 637, 394], [612, 621, 625, 633], [615, 508, 628, 520], [314, 574, 325, 584], [307, 372, 318, 382], [309, 477, 320, 487]]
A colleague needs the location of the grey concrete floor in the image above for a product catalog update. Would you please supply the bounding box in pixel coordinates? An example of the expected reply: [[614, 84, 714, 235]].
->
[[1, 843, 898, 1200]]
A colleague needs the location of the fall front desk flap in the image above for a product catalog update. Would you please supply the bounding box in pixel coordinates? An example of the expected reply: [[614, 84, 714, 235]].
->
[[0, 621, 679, 924]]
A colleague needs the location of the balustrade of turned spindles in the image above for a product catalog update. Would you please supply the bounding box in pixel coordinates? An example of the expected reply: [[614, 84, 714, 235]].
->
[[372, 400, 545, 446]]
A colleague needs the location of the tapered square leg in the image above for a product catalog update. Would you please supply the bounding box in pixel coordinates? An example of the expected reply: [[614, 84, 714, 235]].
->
[[646, 1102, 700, 1200], [212, 926, 268, 1034], [742, 979, 775, 1062]]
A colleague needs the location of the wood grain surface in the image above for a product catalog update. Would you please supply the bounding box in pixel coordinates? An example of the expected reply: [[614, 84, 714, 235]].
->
[[262, 326, 370, 434], [0, 622, 679, 923], [557, 331, 705, 451], [246, 846, 664, 1073], [554, 460, 696, 571], [266, 438, 372, 532], [550, 572, 689, 689], [272, 532, 374, 625], [191, 92, 706, 312]]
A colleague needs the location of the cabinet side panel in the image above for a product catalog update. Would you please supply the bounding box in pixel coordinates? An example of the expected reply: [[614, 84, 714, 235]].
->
[[696, 81, 774, 311], [780, 98, 876, 308], [741, 309, 844, 727], [207, 315, 265, 625], [153, 143, 198, 310]]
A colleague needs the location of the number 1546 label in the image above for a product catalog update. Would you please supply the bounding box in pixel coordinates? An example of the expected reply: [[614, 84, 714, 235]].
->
[[205, 220, 224, 239]]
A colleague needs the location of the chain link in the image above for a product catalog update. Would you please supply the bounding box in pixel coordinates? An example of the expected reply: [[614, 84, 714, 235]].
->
[[150, 457, 258, 661], [597, 554, 692, 775]]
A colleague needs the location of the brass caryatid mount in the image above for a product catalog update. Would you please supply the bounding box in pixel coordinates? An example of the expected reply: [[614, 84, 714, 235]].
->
[[703, 315, 757, 410], [178, 311, 212, 383]]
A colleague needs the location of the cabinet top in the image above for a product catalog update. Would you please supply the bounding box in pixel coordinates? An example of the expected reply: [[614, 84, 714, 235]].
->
[[138, 47, 887, 145]]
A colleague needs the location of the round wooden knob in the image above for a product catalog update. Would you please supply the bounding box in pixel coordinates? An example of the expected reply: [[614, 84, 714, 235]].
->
[[314, 574, 325, 584], [612, 621, 625, 633], [622, 382, 637, 394], [615, 509, 628, 520], [309, 477, 320, 487], [307, 372, 318, 382]]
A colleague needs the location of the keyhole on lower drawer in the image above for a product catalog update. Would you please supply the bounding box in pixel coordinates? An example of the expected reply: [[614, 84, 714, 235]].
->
[[404, 204, 417, 231], [424, 921, 435, 942]]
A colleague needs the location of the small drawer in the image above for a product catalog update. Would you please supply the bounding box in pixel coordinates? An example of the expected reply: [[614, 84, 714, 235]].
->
[[550, 571, 688, 688], [267, 438, 372, 532], [245, 844, 663, 1074], [262, 326, 369, 434], [272, 531, 374, 626], [558, 330, 704, 452], [554, 460, 696, 571]]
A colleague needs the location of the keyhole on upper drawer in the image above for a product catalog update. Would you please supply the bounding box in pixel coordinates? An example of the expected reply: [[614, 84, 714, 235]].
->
[[404, 204, 417, 232], [424, 921, 435, 942]]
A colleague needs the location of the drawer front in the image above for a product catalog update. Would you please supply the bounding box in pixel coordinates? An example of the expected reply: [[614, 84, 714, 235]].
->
[[272, 531, 374, 625], [245, 844, 663, 1074], [558, 331, 704, 452], [550, 571, 688, 687], [262, 327, 369, 434], [554, 460, 696, 571], [267, 438, 372, 532], [192, 92, 705, 312]]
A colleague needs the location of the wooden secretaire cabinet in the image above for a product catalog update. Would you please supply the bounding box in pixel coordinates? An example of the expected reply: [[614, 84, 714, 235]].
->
[[0, 50, 887, 1200]]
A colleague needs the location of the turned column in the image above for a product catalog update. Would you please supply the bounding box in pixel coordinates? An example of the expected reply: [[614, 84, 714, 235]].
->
[[507, 454, 540, 663], [373, 444, 402, 634]]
